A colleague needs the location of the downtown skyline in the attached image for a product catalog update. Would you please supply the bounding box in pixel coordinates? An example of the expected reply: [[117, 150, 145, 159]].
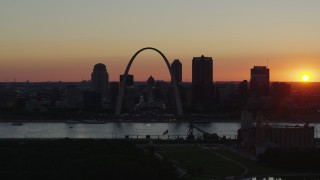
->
[[1, 0, 319, 82]]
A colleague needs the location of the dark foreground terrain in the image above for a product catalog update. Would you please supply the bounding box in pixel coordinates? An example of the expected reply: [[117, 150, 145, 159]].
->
[[0, 139, 178, 180], [1, 139, 320, 180]]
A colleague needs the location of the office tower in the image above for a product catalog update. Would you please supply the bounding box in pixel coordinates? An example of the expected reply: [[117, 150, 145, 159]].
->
[[147, 76, 156, 103], [192, 55, 214, 107], [147, 76, 155, 87], [109, 82, 120, 108], [171, 59, 182, 83], [119, 74, 135, 110], [192, 55, 213, 85], [120, 74, 134, 86], [250, 66, 270, 97], [238, 80, 249, 106], [91, 63, 109, 100]]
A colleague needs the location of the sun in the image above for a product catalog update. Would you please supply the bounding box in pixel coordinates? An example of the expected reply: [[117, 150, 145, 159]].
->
[[300, 73, 311, 82], [302, 75, 309, 82]]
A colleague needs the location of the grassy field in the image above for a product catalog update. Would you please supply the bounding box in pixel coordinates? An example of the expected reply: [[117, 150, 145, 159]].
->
[[0, 139, 302, 180], [0, 139, 178, 180], [155, 145, 284, 179], [156, 145, 243, 179], [216, 149, 284, 176]]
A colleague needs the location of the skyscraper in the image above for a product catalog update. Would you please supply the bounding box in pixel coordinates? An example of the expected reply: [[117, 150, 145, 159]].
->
[[147, 76, 156, 103], [171, 59, 182, 83], [250, 66, 270, 97], [109, 81, 119, 108], [147, 76, 155, 87], [192, 55, 214, 107], [91, 63, 109, 100], [238, 80, 249, 106], [192, 55, 213, 86], [120, 74, 134, 86]]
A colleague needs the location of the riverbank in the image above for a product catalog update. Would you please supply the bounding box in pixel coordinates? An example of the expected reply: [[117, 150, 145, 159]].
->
[[0, 121, 241, 139], [0, 119, 241, 123], [0, 118, 319, 124]]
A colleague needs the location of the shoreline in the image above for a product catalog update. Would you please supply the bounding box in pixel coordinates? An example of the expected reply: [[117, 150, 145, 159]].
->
[[0, 119, 241, 123], [0, 119, 319, 124]]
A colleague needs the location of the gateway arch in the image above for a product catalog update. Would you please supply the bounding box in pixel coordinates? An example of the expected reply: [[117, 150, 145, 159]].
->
[[115, 47, 183, 116]]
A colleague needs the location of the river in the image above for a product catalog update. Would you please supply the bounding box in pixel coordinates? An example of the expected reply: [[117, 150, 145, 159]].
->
[[1, 122, 320, 139]]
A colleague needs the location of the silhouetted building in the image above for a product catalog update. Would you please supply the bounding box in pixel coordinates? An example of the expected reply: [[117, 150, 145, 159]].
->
[[154, 81, 164, 102], [123, 87, 139, 110], [215, 83, 237, 105], [120, 74, 134, 86], [250, 66, 269, 97], [171, 59, 182, 83], [147, 76, 155, 87], [25, 99, 42, 112], [91, 63, 109, 100], [166, 85, 186, 109], [0, 88, 17, 109], [109, 82, 119, 108], [238, 110, 314, 155], [119, 74, 136, 110], [64, 85, 81, 109], [271, 82, 291, 98], [239, 124, 314, 155], [192, 55, 214, 107], [192, 55, 213, 85], [83, 91, 101, 111], [16, 97, 28, 110], [147, 76, 156, 103], [238, 80, 249, 106]]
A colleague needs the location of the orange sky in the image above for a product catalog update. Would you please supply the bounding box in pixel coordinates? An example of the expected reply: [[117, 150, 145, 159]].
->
[[1, 53, 318, 82], [0, 1, 319, 82]]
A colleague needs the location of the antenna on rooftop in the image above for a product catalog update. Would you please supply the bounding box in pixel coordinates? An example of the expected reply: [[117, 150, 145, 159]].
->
[[267, 57, 269, 67]]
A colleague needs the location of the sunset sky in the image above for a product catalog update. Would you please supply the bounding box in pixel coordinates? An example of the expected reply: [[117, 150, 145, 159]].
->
[[0, 0, 319, 82]]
